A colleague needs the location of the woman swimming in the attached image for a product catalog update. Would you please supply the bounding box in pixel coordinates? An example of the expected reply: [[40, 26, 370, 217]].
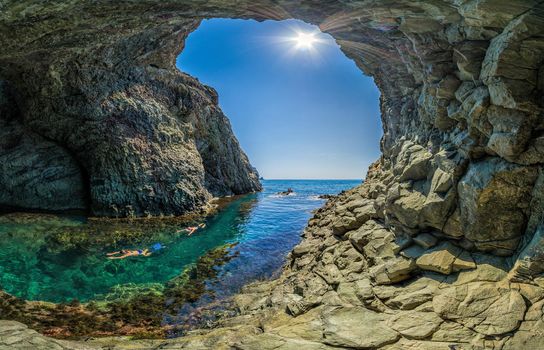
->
[[189, 223, 206, 235], [178, 223, 206, 236], [106, 249, 151, 259]]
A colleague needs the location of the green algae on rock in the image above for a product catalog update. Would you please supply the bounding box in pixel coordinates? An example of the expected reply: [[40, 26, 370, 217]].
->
[[0, 244, 238, 339], [0, 199, 251, 303]]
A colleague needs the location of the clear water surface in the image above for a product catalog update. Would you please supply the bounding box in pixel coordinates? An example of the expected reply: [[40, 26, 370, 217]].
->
[[0, 180, 360, 304]]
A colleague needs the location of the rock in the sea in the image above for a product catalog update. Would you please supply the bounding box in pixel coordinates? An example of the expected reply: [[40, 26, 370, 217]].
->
[[318, 194, 336, 200]]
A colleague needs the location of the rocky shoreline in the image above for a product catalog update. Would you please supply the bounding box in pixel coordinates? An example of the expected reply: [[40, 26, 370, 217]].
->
[[3, 167, 544, 349]]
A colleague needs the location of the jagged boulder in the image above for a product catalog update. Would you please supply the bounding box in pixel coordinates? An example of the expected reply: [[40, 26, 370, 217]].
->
[[457, 157, 538, 255]]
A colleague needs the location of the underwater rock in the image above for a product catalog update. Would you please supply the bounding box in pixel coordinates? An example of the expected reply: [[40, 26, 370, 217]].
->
[[0, 244, 238, 339]]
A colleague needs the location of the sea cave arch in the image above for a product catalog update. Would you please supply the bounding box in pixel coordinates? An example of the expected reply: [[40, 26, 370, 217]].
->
[[1, 1, 543, 261], [1, 0, 544, 348]]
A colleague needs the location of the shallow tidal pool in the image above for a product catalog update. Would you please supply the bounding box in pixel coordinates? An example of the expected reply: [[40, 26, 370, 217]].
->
[[0, 179, 359, 336]]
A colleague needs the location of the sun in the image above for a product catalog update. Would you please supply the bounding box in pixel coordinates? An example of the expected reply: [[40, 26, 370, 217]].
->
[[274, 25, 328, 58], [292, 32, 318, 49]]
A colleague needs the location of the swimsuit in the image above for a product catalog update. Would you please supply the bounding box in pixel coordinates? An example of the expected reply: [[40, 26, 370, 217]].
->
[[137, 249, 143, 255]]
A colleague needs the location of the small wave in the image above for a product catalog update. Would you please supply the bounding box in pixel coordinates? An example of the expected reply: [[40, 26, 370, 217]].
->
[[268, 192, 297, 198], [308, 195, 324, 201]]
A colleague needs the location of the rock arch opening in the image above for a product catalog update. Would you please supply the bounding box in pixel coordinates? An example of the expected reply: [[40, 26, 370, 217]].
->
[[176, 17, 382, 180]]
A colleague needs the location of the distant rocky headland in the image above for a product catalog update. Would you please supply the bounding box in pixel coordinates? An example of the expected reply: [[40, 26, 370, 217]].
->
[[1, 0, 543, 349]]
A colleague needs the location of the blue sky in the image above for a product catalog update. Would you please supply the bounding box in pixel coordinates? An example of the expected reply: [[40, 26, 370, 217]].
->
[[177, 19, 381, 179]]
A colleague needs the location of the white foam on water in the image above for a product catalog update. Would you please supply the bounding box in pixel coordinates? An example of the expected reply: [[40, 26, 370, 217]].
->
[[268, 192, 297, 198]]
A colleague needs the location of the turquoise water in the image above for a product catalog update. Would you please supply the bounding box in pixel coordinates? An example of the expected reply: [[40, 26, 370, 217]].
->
[[0, 180, 359, 304]]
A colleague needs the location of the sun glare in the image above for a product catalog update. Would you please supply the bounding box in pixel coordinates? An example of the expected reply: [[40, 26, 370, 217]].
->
[[269, 21, 334, 61], [293, 32, 318, 49]]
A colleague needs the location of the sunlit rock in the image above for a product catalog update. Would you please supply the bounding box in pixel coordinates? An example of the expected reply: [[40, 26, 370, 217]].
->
[[458, 157, 538, 255], [433, 282, 526, 336]]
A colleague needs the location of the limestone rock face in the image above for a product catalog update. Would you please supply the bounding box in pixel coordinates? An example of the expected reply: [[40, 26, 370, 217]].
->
[[458, 157, 538, 255], [0, 0, 544, 349], [433, 282, 527, 336], [0, 83, 87, 211], [322, 307, 399, 348]]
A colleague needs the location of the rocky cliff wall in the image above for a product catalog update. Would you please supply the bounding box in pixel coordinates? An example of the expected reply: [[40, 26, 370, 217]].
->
[[0, 0, 544, 349], [0, 5, 261, 216]]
